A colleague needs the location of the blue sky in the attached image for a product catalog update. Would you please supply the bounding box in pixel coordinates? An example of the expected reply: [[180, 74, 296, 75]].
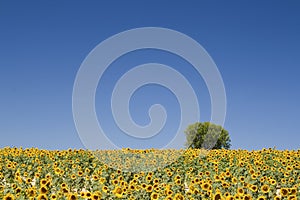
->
[[0, 1, 299, 150]]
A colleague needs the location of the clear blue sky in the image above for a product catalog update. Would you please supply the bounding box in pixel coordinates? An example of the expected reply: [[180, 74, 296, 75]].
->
[[0, 1, 299, 150]]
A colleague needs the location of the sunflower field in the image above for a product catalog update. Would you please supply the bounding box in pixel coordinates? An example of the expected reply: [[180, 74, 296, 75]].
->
[[0, 147, 299, 200]]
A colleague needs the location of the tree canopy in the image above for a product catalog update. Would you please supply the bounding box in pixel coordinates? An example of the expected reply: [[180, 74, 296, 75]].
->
[[185, 122, 231, 149]]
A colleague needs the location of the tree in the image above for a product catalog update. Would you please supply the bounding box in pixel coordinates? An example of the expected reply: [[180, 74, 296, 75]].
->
[[185, 122, 231, 149]]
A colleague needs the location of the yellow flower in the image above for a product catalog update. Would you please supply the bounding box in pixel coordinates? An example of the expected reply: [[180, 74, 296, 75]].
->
[[257, 195, 266, 200], [92, 192, 102, 200], [239, 176, 245, 182], [287, 195, 297, 200], [102, 185, 108, 193], [3, 193, 15, 200], [289, 187, 297, 195], [173, 193, 184, 200], [113, 187, 123, 198], [231, 177, 238, 184], [40, 178, 48, 186], [39, 186, 48, 194], [237, 187, 244, 196], [50, 194, 57, 199], [146, 185, 153, 193], [85, 191, 92, 198], [150, 192, 159, 200], [99, 177, 106, 184], [213, 192, 223, 200], [26, 187, 36, 197], [67, 193, 78, 200], [244, 194, 252, 200], [70, 174, 76, 180], [15, 187, 21, 194], [280, 188, 289, 197], [37, 194, 48, 200], [225, 196, 234, 200], [261, 184, 270, 193], [201, 182, 210, 191], [164, 195, 172, 200]]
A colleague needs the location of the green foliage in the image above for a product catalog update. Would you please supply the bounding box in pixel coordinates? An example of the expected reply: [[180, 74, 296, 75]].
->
[[185, 122, 231, 149]]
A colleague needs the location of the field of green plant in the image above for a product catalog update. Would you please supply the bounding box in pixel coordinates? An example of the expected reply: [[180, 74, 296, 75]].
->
[[0, 147, 299, 200]]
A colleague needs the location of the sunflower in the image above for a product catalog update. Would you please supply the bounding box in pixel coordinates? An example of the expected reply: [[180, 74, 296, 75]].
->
[[193, 188, 200, 195], [11, 183, 17, 189], [213, 192, 223, 200], [91, 192, 101, 200], [237, 187, 244, 196], [118, 176, 124, 181], [175, 179, 181, 185], [289, 187, 297, 195], [35, 172, 41, 179], [85, 168, 90, 173], [26, 177, 32, 184], [141, 183, 147, 189], [70, 174, 76, 180], [129, 184, 136, 191], [260, 177, 265, 183], [261, 184, 270, 193], [153, 178, 160, 184], [110, 173, 115, 179], [244, 194, 252, 200], [225, 171, 231, 177], [6, 163, 12, 169], [214, 174, 220, 181], [15, 187, 21, 194], [205, 171, 210, 176], [26, 187, 36, 197], [39, 186, 48, 194], [67, 193, 77, 200], [113, 187, 123, 198], [231, 177, 238, 184], [280, 188, 289, 197], [257, 195, 266, 200], [50, 194, 57, 199], [173, 193, 184, 200], [249, 185, 258, 192], [112, 179, 119, 185], [3, 193, 15, 200], [60, 183, 67, 188], [99, 177, 106, 184], [40, 178, 48, 186], [102, 186, 108, 193], [201, 182, 210, 191], [288, 177, 294, 183], [62, 187, 69, 194], [239, 176, 245, 182], [287, 195, 297, 200], [224, 192, 230, 197], [221, 182, 230, 189], [37, 194, 48, 200], [150, 192, 159, 200], [45, 173, 51, 179], [225, 196, 234, 200], [85, 191, 91, 198], [79, 191, 85, 198], [146, 185, 153, 193], [165, 189, 173, 196], [269, 179, 276, 185], [164, 196, 172, 200], [54, 167, 60, 175]]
